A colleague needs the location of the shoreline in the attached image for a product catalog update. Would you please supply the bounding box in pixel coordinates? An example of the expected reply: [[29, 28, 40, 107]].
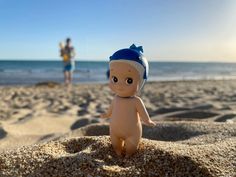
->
[[2, 60, 236, 86]]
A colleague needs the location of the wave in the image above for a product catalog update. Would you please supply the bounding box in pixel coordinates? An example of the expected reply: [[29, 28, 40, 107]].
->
[[1, 61, 236, 85]]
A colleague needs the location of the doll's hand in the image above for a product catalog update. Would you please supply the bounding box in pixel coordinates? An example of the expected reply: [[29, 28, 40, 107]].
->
[[146, 120, 156, 127]]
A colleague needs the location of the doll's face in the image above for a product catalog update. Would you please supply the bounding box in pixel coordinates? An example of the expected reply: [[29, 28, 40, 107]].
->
[[109, 62, 140, 97]]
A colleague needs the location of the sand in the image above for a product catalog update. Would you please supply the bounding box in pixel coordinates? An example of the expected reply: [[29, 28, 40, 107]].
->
[[0, 80, 236, 176]]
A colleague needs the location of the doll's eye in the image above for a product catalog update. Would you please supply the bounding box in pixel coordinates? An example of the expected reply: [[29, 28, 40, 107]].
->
[[126, 77, 133, 85], [112, 76, 118, 83]]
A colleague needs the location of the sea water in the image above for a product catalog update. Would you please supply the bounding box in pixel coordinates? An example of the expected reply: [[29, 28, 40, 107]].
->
[[0, 60, 236, 85]]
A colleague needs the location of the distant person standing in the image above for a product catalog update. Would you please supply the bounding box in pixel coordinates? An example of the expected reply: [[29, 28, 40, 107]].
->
[[59, 38, 76, 85]]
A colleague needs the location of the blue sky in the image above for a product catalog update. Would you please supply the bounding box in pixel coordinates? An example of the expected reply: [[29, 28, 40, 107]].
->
[[0, 0, 235, 61]]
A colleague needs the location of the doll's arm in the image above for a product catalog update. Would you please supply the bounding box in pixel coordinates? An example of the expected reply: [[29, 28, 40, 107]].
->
[[135, 97, 156, 126], [100, 101, 113, 118]]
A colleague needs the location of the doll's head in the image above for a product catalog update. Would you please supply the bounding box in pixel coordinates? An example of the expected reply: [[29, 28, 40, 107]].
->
[[109, 44, 149, 97]]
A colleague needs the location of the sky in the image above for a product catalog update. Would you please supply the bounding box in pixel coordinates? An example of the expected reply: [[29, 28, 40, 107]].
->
[[0, 0, 235, 62]]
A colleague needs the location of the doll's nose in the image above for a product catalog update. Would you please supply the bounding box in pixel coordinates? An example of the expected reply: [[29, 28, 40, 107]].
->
[[117, 82, 126, 90]]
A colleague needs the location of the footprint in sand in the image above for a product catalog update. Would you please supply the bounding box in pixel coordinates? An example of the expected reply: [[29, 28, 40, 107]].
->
[[166, 110, 219, 120], [70, 118, 100, 130], [0, 109, 11, 120], [0, 125, 7, 139], [154, 107, 190, 114], [215, 114, 236, 122]]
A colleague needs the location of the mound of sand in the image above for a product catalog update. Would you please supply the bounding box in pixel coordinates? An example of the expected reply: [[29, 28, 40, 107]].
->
[[0, 121, 235, 177]]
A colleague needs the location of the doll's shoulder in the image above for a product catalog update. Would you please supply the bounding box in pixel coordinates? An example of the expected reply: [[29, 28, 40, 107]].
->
[[133, 96, 144, 104]]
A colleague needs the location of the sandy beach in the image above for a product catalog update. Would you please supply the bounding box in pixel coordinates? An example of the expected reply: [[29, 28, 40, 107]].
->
[[0, 80, 236, 176]]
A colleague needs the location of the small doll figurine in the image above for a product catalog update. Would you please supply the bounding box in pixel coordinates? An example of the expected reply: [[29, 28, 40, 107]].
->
[[101, 44, 156, 157]]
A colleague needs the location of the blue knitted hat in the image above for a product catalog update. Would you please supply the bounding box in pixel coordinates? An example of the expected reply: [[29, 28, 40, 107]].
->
[[109, 44, 149, 91]]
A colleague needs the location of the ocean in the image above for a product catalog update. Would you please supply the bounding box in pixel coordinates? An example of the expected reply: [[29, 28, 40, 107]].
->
[[0, 60, 236, 85]]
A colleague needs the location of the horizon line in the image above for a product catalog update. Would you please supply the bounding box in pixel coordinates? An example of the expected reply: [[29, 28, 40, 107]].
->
[[0, 58, 236, 64]]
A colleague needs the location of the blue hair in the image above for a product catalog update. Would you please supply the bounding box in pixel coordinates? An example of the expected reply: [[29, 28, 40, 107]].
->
[[109, 44, 148, 79]]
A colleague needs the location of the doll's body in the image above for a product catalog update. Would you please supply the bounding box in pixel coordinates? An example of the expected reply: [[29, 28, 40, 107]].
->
[[110, 96, 142, 156], [101, 60, 155, 157]]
